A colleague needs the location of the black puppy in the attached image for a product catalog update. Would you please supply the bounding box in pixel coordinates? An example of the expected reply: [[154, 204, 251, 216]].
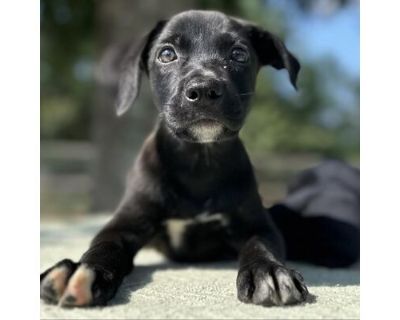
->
[[40, 10, 308, 307]]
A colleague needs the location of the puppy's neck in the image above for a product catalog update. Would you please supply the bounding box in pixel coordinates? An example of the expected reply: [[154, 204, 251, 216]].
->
[[156, 120, 242, 169], [151, 119, 255, 201]]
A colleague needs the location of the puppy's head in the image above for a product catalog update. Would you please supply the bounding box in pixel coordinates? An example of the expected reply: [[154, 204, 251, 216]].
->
[[116, 10, 300, 143]]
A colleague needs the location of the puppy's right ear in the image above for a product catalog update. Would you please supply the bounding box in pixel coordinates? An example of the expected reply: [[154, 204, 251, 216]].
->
[[249, 27, 300, 90], [115, 20, 167, 116]]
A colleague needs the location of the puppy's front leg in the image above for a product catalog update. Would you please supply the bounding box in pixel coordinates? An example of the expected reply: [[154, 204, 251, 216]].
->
[[235, 214, 308, 306], [40, 199, 162, 307]]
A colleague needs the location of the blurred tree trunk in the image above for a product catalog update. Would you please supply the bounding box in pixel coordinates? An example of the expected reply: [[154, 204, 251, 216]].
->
[[91, 0, 195, 212]]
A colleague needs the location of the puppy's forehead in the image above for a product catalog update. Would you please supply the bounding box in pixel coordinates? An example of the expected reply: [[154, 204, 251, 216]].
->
[[158, 10, 241, 46]]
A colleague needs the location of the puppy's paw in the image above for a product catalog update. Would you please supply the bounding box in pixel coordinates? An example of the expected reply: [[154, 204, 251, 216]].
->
[[40, 259, 116, 307], [236, 260, 308, 306]]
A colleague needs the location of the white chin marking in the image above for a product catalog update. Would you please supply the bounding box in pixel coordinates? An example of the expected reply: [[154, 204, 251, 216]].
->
[[189, 123, 223, 143]]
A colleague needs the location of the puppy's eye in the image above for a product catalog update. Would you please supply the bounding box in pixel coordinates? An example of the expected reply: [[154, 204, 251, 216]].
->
[[231, 47, 249, 63], [158, 47, 177, 63]]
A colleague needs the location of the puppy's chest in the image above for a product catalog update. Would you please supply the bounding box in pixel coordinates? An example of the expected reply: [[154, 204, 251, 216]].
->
[[163, 211, 230, 250]]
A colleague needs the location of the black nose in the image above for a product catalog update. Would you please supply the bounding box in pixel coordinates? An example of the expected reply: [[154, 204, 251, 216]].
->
[[185, 79, 224, 103]]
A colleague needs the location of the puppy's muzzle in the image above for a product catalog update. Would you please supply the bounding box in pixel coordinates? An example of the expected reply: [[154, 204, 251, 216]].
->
[[184, 78, 225, 105]]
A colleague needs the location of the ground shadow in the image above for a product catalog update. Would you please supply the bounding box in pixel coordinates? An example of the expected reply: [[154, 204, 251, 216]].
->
[[108, 260, 238, 306], [107, 259, 357, 306]]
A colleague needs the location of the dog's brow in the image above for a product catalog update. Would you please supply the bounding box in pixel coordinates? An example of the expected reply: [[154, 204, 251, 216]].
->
[[214, 32, 247, 50], [160, 33, 189, 48], [223, 30, 247, 41]]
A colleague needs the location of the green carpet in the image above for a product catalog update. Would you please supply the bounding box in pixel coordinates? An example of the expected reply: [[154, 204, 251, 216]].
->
[[41, 216, 360, 319]]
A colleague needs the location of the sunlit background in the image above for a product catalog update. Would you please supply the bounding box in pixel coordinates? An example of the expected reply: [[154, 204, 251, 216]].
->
[[41, 0, 359, 220]]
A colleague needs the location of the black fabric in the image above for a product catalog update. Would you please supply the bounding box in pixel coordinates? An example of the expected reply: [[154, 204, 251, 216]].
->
[[270, 160, 360, 268]]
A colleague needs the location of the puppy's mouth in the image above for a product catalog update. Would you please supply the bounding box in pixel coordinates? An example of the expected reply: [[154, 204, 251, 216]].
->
[[169, 118, 239, 143]]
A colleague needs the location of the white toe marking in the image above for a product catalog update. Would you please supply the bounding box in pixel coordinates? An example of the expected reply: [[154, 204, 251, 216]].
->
[[45, 266, 69, 298], [61, 264, 95, 306]]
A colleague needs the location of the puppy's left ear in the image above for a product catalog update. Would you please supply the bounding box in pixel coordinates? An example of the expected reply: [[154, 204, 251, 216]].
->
[[246, 25, 300, 89], [115, 20, 167, 116]]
